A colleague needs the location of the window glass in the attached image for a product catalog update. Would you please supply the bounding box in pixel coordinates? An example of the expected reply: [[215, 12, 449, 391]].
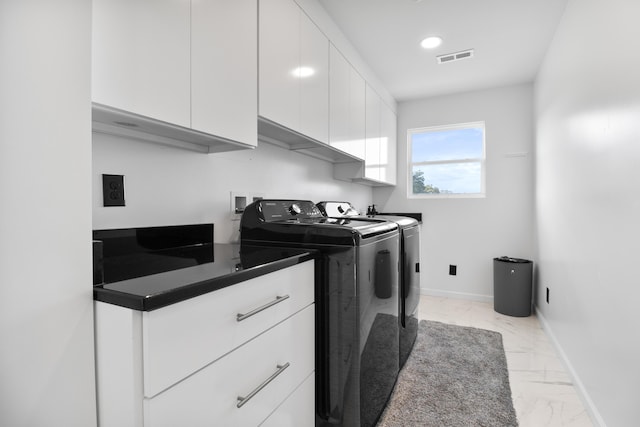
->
[[411, 128, 484, 162], [408, 122, 485, 197]]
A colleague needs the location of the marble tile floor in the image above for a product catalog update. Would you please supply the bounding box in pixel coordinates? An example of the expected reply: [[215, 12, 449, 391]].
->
[[417, 295, 594, 427]]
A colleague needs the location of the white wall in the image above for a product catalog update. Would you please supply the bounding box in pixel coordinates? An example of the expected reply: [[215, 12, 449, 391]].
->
[[534, 0, 640, 425], [0, 1, 96, 426], [374, 83, 535, 300], [92, 135, 372, 241]]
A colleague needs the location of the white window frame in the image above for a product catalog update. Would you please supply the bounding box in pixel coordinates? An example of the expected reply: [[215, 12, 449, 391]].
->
[[407, 121, 486, 199]]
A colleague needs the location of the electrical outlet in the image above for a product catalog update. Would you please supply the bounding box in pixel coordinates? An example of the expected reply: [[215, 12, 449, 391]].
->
[[449, 265, 457, 276], [546, 287, 550, 304], [102, 174, 125, 207]]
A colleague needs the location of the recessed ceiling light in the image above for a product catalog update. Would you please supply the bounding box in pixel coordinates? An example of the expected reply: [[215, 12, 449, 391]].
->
[[420, 36, 443, 49]]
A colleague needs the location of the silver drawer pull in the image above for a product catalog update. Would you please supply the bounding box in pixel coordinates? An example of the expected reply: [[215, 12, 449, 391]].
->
[[236, 295, 290, 322], [236, 362, 290, 408]]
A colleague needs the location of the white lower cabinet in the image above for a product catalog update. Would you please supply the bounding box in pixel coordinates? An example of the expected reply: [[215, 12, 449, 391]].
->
[[95, 260, 315, 427], [144, 306, 315, 427], [260, 373, 315, 427]]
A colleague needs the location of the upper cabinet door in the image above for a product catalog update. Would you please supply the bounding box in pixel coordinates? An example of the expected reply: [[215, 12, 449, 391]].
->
[[329, 44, 350, 150], [299, 11, 329, 144], [380, 102, 397, 185], [259, 0, 329, 144], [92, 0, 191, 127], [329, 44, 365, 159], [349, 68, 366, 160], [191, 0, 257, 147], [259, 0, 300, 132], [365, 84, 381, 181]]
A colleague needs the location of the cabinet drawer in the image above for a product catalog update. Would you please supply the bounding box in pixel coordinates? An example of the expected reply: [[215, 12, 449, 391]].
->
[[144, 305, 315, 427], [142, 260, 314, 397], [260, 373, 315, 427]]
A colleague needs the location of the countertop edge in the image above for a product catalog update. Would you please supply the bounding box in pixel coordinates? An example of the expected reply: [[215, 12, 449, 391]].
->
[[93, 251, 316, 311]]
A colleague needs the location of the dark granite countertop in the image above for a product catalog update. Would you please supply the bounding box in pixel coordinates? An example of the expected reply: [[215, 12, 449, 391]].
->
[[93, 244, 316, 311]]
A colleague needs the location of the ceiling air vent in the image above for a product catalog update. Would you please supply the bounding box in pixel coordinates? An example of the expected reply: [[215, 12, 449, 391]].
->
[[437, 49, 474, 64]]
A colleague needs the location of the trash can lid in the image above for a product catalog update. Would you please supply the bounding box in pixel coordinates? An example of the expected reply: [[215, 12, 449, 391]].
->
[[495, 256, 532, 263]]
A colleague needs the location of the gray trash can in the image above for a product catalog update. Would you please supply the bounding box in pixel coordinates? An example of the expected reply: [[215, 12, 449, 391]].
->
[[493, 256, 533, 317]]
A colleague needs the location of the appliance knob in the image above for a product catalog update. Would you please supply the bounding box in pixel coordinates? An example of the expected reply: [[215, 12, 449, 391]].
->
[[289, 203, 302, 215]]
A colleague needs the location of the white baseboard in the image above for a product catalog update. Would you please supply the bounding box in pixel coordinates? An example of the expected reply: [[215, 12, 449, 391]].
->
[[535, 307, 607, 427], [420, 287, 493, 303]]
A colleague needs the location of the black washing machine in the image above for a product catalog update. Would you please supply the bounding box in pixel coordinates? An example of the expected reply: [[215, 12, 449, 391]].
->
[[241, 200, 400, 427], [317, 201, 421, 369]]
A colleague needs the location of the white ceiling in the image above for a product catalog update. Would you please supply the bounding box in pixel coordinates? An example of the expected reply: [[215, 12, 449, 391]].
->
[[318, 0, 568, 102]]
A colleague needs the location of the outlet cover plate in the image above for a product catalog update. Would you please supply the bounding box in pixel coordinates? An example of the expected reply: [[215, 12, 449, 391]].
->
[[103, 174, 125, 207]]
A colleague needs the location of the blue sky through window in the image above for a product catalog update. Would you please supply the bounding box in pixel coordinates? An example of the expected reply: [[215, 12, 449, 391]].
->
[[411, 128, 483, 162], [410, 123, 485, 195]]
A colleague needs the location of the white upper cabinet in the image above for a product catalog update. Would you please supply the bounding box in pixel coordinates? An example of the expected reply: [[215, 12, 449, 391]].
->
[[329, 45, 350, 149], [92, 0, 191, 127], [380, 102, 397, 185], [335, 83, 396, 186], [365, 84, 381, 181], [324, 14, 396, 186], [258, 0, 396, 181], [329, 44, 365, 159], [299, 10, 329, 144], [92, 0, 257, 151], [258, 0, 299, 133], [259, 0, 329, 144], [349, 67, 367, 159], [191, 0, 257, 146]]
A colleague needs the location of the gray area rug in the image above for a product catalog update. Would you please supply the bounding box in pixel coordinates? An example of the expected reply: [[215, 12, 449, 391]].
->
[[377, 320, 518, 427]]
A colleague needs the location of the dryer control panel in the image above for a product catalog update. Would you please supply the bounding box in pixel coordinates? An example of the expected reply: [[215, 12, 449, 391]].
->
[[255, 200, 323, 222]]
